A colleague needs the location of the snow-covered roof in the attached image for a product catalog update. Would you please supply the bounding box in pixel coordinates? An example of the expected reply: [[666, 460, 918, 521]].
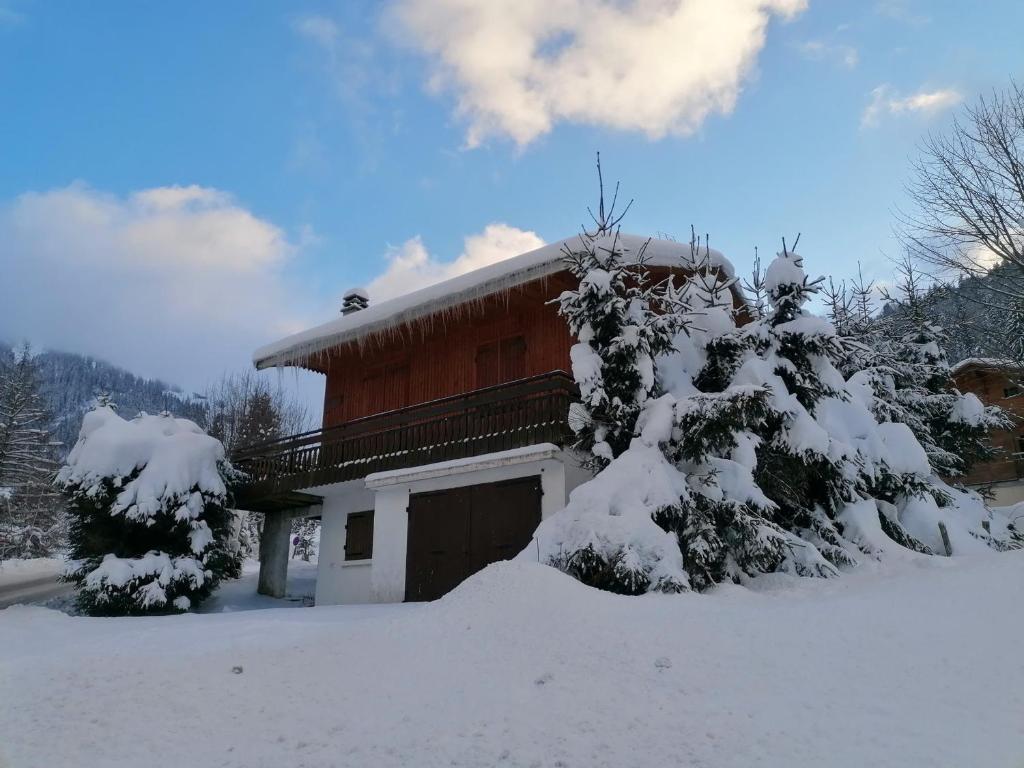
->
[[950, 357, 1022, 375], [254, 233, 733, 370]]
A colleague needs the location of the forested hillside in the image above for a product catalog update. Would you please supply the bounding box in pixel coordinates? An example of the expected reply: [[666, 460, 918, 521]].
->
[[0, 342, 205, 456], [880, 265, 1016, 366]]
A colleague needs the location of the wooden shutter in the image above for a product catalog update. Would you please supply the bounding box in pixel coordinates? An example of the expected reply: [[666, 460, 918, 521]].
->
[[383, 364, 410, 412], [500, 335, 527, 382], [344, 511, 374, 561], [475, 342, 500, 388], [324, 394, 345, 426], [477, 335, 526, 389], [363, 370, 385, 416]]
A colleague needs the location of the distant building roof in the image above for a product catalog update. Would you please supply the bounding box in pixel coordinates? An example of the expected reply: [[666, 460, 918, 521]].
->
[[950, 357, 1022, 375], [253, 233, 734, 371]]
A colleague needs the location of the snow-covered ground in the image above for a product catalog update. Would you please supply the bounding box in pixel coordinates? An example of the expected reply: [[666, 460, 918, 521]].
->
[[197, 559, 319, 613], [0, 556, 64, 583], [2, 553, 1023, 768], [0, 556, 318, 613], [0, 557, 72, 609]]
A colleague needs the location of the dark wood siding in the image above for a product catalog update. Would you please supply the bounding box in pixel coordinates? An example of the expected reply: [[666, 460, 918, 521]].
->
[[320, 276, 577, 428], [952, 365, 1024, 485], [475, 334, 527, 389], [405, 476, 542, 601], [317, 266, 741, 429]]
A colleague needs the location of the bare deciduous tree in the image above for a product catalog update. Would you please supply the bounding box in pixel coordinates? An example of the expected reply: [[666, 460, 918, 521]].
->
[[899, 80, 1024, 369], [201, 370, 310, 454]]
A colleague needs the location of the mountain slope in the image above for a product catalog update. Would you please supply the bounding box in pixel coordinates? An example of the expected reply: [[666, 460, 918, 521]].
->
[[0, 342, 206, 455]]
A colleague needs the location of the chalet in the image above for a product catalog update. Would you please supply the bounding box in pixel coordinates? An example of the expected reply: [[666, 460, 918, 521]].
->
[[236, 234, 739, 604], [950, 358, 1024, 506]]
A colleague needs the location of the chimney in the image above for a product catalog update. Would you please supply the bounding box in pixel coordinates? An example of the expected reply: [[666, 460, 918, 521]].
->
[[342, 287, 370, 315]]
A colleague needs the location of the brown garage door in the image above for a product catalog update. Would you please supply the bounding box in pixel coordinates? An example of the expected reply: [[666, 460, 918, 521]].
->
[[405, 476, 542, 601]]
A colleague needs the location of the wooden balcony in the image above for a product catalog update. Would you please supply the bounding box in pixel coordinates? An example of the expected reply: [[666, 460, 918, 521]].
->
[[233, 371, 577, 510]]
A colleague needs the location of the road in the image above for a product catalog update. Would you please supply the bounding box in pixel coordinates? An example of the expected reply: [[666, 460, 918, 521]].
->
[[0, 573, 74, 609]]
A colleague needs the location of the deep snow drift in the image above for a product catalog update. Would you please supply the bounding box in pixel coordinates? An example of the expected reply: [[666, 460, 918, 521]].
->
[[2, 552, 1023, 768]]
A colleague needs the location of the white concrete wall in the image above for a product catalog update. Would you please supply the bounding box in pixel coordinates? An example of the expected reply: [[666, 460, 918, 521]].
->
[[314, 482, 376, 605], [369, 486, 410, 603], [313, 446, 591, 606], [562, 448, 595, 500]]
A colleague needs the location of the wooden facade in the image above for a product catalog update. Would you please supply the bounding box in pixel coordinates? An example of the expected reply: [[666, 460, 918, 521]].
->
[[952, 362, 1024, 486], [311, 266, 744, 430], [315, 274, 577, 428], [236, 262, 741, 508], [233, 371, 576, 506]]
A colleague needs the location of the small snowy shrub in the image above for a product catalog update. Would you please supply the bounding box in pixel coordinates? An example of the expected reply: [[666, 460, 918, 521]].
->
[[57, 406, 242, 616]]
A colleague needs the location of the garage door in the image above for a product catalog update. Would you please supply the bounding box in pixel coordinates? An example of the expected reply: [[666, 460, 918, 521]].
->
[[405, 476, 542, 601]]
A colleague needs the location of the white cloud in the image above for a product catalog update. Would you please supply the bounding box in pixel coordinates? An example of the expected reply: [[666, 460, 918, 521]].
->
[[291, 13, 377, 98], [0, 184, 318, 392], [874, 1, 930, 25], [797, 40, 858, 69], [393, 0, 806, 147], [367, 223, 545, 301], [861, 85, 961, 128], [291, 14, 340, 49]]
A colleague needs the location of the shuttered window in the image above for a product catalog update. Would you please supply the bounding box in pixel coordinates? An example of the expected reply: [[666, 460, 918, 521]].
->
[[363, 362, 410, 415], [500, 335, 527, 382], [363, 371, 385, 416], [324, 393, 345, 425], [345, 510, 374, 561], [475, 342, 501, 388], [383, 364, 410, 411], [476, 335, 527, 388]]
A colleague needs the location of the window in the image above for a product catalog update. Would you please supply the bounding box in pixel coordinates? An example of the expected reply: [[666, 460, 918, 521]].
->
[[500, 336, 527, 382], [344, 510, 374, 561], [363, 362, 409, 415], [475, 335, 527, 388], [324, 393, 345, 425], [1003, 384, 1022, 399]]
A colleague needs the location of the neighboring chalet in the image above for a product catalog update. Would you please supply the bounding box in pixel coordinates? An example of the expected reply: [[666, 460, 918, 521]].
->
[[950, 358, 1024, 506], [236, 234, 740, 604]]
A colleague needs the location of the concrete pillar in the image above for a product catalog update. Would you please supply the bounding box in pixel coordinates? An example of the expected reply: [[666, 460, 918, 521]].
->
[[257, 511, 291, 597]]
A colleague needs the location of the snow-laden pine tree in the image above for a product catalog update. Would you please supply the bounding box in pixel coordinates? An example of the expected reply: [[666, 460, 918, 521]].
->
[[538, 232, 808, 593], [531, 225, 1021, 594], [0, 343, 63, 559], [874, 260, 1010, 479], [555, 158, 680, 468], [653, 256, 801, 590], [738, 247, 873, 568], [58, 405, 242, 615]]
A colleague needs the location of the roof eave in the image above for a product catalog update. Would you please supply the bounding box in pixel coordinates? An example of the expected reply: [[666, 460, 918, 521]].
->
[[253, 258, 569, 370]]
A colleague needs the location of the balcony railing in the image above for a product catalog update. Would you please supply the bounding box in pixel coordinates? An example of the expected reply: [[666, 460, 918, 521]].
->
[[233, 371, 577, 506]]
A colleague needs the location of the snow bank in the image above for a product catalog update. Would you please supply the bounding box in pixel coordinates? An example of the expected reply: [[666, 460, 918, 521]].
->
[[527, 442, 690, 591], [56, 407, 227, 522], [2, 553, 1023, 768]]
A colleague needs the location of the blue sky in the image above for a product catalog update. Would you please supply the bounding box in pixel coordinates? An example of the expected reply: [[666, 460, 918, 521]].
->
[[1, 0, 1021, 392]]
